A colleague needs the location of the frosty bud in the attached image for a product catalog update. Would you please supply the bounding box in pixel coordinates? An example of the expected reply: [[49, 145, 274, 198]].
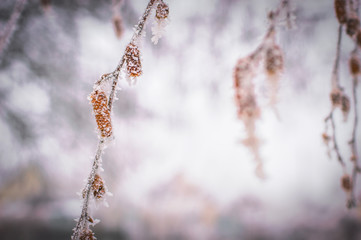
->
[[156, 2, 169, 20], [91, 174, 106, 199], [125, 43, 142, 78], [349, 54, 360, 76], [341, 174, 352, 192], [113, 15, 124, 39], [334, 0, 347, 24], [346, 17, 360, 36], [90, 90, 113, 138], [265, 44, 283, 76], [79, 229, 95, 240]]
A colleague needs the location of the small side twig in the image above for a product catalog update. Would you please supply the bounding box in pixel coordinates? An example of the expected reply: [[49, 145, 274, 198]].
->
[[0, 0, 27, 59]]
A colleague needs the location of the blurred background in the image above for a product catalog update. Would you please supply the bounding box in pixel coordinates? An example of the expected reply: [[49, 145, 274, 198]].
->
[[0, 0, 361, 239]]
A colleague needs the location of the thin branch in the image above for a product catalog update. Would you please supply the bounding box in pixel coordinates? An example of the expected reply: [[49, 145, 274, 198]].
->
[[72, 0, 159, 239], [0, 0, 27, 59], [332, 24, 344, 89], [325, 112, 347, 170], [349, 74, 360, 206]]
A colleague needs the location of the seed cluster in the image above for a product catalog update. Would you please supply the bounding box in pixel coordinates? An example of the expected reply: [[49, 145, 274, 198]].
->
[[125, 43, 142, 78], [90, 90, 112, 138]]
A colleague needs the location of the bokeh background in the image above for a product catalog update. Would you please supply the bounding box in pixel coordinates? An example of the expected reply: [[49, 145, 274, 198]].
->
[[0, 0, 361, 239]]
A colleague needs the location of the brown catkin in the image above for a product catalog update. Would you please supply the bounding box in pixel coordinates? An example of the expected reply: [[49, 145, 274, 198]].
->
[[346, 17, 360, 36], [125, 43, 142, 78], [91, 174, 106, 199], [341, 174, 352, 192], [265, 44, 283, 76], [334, 0, 347, 24], [156, 2, 169, 20], [90, 90, 112, 138], [349, 54, 360, 76]]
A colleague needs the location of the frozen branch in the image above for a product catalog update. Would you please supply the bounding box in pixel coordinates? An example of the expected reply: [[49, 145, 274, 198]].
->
[[71, 0, 167, 239]]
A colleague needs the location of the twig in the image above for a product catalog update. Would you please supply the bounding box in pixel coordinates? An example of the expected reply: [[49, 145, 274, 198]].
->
[[0, 0, 27, 59], [349, 73, 360, 206], [71, 0, 159, 239], [332, 24, 344, 89], [325, 112, 347, 170]]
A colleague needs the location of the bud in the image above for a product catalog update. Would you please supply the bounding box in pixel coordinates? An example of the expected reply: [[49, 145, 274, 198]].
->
[[334, 0, 347, 24], [156, 2, 169, 20], [341, 174, 352, 192], [90, 90, 112, 138], [322, 132, 330, 145], [349, 54, 360, 76], [125, 43, 142, 78]]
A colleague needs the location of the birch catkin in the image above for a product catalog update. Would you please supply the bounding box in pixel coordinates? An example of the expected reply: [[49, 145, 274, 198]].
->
[[125, 43, 142, 78], [90, 90, 113, 138]]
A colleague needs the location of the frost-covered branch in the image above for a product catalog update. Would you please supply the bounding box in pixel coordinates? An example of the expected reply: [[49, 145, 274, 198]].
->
[[71, 0, 169, 239]]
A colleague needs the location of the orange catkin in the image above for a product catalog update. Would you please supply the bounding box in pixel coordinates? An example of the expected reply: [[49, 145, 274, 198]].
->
[[334, 0, 347, 24], [125, 43, 142, 78], [90, 90, 112, 138], [92, 174, 106, 199]]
